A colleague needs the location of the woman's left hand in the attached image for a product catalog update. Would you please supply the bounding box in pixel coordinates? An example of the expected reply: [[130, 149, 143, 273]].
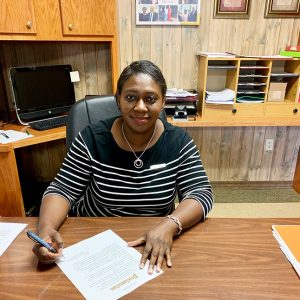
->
[[127, 218, 178, 274]]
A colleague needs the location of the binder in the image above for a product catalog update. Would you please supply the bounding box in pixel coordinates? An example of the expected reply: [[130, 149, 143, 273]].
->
[[272, 225, 300, 277]]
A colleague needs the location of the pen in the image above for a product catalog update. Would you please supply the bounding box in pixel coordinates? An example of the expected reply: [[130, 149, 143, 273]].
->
[[0, 132, 9, 139], [26, 230, 58, 254]]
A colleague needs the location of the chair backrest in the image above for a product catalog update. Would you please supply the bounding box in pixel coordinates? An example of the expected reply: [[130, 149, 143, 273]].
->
[[66, 95, 167, 149]]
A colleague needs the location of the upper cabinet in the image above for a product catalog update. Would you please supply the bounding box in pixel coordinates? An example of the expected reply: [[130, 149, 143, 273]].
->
[[0, 0, 117, 41], [0, 0, 37, 35], [59, 0, 115, 36]]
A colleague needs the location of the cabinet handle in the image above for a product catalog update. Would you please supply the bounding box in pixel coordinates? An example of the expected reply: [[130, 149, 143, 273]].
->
[[232, 108, 237, 114], [26, 21, 33, 29], [68, 23, 74, 31], [293, 108, 298, 114]]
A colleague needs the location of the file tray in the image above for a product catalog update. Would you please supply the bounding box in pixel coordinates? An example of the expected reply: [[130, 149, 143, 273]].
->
[[165, 103, 197, 117]]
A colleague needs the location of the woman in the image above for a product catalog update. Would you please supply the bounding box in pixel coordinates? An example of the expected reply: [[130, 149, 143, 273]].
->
[[33, 60, 213, 274]]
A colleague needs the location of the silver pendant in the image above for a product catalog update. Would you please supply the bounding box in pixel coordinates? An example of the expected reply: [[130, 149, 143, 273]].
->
[[134, 158, 143, 169]]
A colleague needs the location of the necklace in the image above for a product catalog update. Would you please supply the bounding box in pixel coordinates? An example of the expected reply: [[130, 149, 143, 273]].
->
[[121, 122, 156, 169]]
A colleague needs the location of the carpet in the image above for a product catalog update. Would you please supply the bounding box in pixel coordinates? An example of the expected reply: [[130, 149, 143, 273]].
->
[[212, 186, 300, 203]]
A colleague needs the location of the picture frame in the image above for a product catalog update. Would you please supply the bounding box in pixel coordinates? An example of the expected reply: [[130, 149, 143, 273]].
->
[[264, 0, 300, 18], [136, 0, 201, 26], [214, 0, 251, 19]]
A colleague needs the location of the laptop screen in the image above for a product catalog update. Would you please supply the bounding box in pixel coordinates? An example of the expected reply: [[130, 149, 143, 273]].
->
[[10, 64, 75, 121]]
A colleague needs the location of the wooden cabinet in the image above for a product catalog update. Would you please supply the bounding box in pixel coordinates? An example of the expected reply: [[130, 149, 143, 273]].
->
[[0, 0, 119, 91], [59, 0, 115, 36], [198, 55, 300, 122], [0, 0, 37, 35], [0, 0, 117, 40]]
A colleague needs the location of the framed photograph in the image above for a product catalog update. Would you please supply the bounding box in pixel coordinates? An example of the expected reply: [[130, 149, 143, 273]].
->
[[265, 0, 300, 18], [214, 0, 251, 19], [136, 0, 201, 26]]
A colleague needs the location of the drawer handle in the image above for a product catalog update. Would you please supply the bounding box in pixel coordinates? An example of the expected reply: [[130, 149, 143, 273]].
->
[[68, 23, 74, 31], [26, 21, 33, 29], [293, 108, 298, 114], [232, 108, 237, 114]]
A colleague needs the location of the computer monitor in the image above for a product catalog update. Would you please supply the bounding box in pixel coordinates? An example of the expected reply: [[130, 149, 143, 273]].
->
[[9, 64, 75, 124]]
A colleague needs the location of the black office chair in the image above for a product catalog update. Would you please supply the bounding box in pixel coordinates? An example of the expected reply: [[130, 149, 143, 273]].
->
[[66, 95, 167, 150]]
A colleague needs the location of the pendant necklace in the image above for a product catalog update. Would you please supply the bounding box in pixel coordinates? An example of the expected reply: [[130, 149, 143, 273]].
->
[[121, 122, 156, 169]]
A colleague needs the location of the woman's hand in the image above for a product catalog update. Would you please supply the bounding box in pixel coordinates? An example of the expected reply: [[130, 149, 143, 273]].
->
[[128, 218, 178, 274], [32, 230, 64, 264]]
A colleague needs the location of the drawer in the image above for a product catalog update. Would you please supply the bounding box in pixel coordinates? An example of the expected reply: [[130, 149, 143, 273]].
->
[[203, 105, 235, 119], [265, 103, 300, 117], [203, 104, 264, 119], [233, 104, 265, 117]]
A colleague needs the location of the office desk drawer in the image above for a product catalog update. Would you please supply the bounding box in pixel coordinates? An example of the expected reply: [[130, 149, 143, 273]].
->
[[265, 103, 300, 117]]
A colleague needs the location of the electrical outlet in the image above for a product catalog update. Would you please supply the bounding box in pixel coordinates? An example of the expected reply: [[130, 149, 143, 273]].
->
[[265, 139, 274, 152]]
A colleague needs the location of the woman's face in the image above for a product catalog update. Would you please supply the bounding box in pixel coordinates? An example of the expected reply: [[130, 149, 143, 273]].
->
[[117, 73, 165, 134]]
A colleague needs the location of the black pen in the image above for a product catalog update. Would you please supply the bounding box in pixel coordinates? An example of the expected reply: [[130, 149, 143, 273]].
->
[[26, 230, 58, 254], [0, 132, 9, 139]]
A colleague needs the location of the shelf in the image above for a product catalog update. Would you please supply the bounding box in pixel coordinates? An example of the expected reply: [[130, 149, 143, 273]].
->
[[168, 115, 300, 127], [271, 73, 299, 78], [239, 74, 268, 78], [208, 65, 237, 69], [240, 66, 269, 69], [198, 55, 300, 123]]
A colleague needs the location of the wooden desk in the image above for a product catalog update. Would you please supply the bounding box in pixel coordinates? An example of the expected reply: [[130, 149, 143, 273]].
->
[[1, 217, 300, 299], [0, 125, 66, 216]]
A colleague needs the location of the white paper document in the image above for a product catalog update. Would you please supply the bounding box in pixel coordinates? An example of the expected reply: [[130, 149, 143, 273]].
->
[[0, 222, 27, 256], [56, 230, 163, 300], [0, 130, 33, 144]]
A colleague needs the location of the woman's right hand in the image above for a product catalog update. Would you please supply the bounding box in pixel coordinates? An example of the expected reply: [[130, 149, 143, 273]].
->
[[32, 230, 64, 264]]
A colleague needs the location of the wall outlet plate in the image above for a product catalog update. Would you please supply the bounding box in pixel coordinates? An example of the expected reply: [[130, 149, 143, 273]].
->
[[265, 139, 274, 151]]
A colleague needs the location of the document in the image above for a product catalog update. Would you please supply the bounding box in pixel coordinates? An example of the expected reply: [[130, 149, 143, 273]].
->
[[205, 88, 235, 104], [272, 225, 300, 277], [0, 130, 33, 144], [0, 222, 27, 256], [56, 230, 163, 300], [199, 52, 236, 57]]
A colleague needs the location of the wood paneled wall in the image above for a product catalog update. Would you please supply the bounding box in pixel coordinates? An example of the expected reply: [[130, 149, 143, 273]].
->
[[186, 126, 300, 182], [117, 0, 300, 182], [1, 1, 300, 183], [1, 41, 112, 110], [118, 0, 300, 90]]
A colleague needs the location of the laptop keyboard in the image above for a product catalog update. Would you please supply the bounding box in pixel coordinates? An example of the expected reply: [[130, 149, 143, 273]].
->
[[29, 115, 68, 131]]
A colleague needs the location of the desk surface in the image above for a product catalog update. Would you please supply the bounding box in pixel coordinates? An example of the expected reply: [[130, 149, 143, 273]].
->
[[1, 217, 300, 299], [0, 124, 66, 152]]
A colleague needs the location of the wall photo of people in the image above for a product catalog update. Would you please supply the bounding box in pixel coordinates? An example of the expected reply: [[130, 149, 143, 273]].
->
[[137, 0, 200, 25]]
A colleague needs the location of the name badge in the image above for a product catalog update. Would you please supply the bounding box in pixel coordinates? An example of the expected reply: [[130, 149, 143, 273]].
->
[[150, 163, 166, 170]]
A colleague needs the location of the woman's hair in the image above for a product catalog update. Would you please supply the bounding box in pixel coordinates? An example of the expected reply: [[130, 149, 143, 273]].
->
[[116, 60, 167, 98]]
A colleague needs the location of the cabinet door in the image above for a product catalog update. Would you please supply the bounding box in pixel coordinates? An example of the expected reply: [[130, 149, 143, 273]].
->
[[0, 0, 36, 34], [59, 0, 116, 36]]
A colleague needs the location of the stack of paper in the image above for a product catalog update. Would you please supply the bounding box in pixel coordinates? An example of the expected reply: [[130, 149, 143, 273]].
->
[[0, 130, 33, 144], [199, 52, 236, 58], [0, 222, 27, 256], [166, 89, 198, 102], [205, 88, 235, 104], [272, 225, 300, 277]]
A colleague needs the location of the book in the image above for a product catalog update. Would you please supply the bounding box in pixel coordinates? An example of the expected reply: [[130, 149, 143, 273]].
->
[[272, 225, 300, 277], [280, 50, 300, 58], [285, 46, 300, 51]]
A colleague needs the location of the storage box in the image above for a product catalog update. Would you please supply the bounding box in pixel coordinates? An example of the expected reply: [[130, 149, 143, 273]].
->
[[267, 82, 287, 102]]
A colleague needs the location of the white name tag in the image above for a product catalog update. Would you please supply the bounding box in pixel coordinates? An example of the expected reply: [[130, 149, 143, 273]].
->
[[150, 163, 166, 170]]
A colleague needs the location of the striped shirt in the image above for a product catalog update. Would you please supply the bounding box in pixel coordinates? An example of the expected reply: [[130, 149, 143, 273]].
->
[[43, 117, 213, 218]]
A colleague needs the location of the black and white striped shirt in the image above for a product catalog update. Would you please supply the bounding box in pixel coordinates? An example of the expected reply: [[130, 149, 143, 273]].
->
[[43, 118, 213, 218]]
